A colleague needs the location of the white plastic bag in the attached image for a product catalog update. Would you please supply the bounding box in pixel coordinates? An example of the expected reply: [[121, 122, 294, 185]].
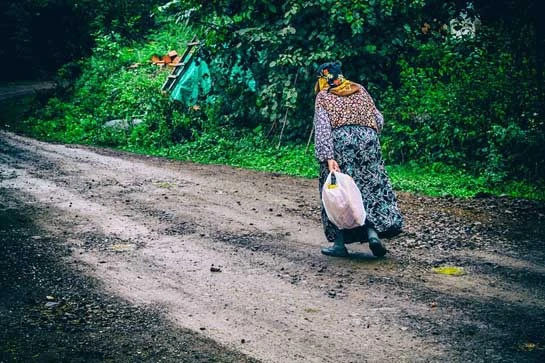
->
[[321, 171, 366, 229]]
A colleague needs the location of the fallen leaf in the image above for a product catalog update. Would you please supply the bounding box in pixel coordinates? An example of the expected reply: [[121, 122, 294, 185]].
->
[[432, 266, 465, 276], [111, 244, 135, 252], [518, 342, 538, 351], [45, 301, 60, 308]]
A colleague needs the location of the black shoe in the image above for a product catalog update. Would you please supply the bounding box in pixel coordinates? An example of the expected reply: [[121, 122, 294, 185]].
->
[[321, 245, 349, 257], [369, 237, 387, 257]]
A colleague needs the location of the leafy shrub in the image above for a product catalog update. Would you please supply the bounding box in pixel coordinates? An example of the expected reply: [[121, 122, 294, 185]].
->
[[25, 24, 209, 148], [19, 0, 545, 195], [380, 27, 545, 182], [154, 0, 544, 184]]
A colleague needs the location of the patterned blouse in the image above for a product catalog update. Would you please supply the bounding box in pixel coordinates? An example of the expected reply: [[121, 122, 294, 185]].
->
[[314, 84, 384, 162]]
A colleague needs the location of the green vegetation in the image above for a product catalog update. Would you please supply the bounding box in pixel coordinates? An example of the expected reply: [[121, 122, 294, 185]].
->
[[124, 134, 544, 200], [2, 0, 544, 200], [387, 163, 544, 199]]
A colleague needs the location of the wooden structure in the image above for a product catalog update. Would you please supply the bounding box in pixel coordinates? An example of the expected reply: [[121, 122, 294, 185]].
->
[[160, 36, 201, 93]]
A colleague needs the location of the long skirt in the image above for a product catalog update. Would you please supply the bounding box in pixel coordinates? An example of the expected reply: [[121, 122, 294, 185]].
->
[[319, 125, 403, 243]]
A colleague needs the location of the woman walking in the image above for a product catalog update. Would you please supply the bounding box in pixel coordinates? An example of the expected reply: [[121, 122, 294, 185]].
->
[[313, 61, 403, 257]]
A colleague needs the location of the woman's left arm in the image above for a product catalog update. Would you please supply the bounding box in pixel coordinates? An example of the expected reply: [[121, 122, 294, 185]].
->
[[314, 107, 335, 162]]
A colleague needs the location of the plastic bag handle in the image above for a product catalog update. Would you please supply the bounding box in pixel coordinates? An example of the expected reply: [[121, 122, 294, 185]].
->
[[330, 172, 337, 186]]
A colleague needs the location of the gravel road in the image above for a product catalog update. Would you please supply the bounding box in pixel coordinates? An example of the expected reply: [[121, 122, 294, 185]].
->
[[0, 82, 56, 101], [1, 131, 544, 362]]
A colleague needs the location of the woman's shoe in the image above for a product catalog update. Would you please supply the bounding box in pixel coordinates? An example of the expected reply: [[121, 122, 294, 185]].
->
[[321, 231, 349, 257], [369, 237, 387, 257], [321, 244, 349, 257]]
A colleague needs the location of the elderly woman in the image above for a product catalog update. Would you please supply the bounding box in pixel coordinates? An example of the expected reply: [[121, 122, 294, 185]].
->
[[314, 61, 403, 257]]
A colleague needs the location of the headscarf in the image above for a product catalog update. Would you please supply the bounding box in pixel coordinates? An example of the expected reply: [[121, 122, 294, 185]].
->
[[314, 61, 361, 96]]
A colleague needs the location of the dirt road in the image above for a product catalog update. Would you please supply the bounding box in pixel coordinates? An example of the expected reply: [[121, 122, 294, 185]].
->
[[1, 131, 544, 362], [0, 82, 56, 101]]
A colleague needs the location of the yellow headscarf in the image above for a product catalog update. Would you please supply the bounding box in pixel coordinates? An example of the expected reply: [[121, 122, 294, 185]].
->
[[314, 62, 361, 96], [314, 77, 361, 96], [314, 77, 330, 94]]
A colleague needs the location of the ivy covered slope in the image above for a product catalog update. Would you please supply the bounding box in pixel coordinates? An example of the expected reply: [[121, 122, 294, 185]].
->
[[170, 1, 544, 181], [21, 0, 544, 200]]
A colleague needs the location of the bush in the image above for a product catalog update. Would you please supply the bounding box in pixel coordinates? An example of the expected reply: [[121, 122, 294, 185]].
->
[[380, 28, 545, 182], [20, 0, 545, 194], [25, 24, 211, 149]]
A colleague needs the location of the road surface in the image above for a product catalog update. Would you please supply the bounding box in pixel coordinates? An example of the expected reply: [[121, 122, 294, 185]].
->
[[1, 131, 544, 362]]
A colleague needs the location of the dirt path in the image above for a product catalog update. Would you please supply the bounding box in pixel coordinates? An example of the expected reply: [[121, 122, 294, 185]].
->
[[1, 131, 544, 362], [0, 82, 56, 101]]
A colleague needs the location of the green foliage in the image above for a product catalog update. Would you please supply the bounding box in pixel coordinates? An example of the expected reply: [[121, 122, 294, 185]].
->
[[1, 0, 164, 81], [157, 0, 428, 139], [154, 0, 544, 184], [26, 25, 204, 148], [16, 0, 545, 201], [145, 126, 318, 177], [380, 26, 545, 182], [388, 162, 544, 200]]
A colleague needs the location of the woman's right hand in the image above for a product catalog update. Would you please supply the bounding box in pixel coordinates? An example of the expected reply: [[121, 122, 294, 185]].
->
[[327, 159, 340, 173]]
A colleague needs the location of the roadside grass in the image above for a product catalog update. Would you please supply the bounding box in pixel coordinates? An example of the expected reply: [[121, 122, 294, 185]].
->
[[118, 131, 545, 201], [387, 163, 545, 200], [2, 95, 542, 201]]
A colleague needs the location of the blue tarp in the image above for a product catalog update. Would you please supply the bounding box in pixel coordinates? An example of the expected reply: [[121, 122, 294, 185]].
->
[[169, 57, 212, 106]]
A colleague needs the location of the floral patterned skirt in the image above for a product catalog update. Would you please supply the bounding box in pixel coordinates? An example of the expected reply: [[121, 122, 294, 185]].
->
[[319, 125, 403, 243]]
